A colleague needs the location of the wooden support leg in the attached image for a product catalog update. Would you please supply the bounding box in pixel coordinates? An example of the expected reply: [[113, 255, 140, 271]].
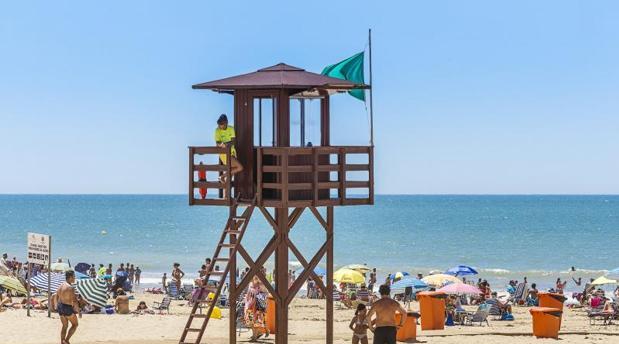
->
[[229, 208, 237, 344], [275, 208, 289, 344], [326, 206, 334, 344]]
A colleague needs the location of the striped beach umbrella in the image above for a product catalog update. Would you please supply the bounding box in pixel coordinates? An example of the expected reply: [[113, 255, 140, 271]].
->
[[0, 275, 27, 295], [30, 272, 65, 293], [76, 278, 108, 307]]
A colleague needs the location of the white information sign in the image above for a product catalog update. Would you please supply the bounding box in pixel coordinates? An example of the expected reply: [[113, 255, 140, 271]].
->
[[27, 232, 50, 265]]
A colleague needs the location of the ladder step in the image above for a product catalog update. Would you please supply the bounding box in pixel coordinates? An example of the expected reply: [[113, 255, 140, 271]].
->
[[219, 243, 235, 248], [214, 257, 229, 261], [185, 328, 202, 332], [209, 271, 224, 275], [232, 217, 246, 221], [226, 230, 242, 235], [190, 313, 209, 318]]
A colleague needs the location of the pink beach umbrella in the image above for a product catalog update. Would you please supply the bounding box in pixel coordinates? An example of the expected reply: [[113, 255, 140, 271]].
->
[[437, 283, 482, 295]]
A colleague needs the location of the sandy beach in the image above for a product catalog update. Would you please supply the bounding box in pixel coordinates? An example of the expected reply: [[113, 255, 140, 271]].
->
[[2, 291, 618, 344]]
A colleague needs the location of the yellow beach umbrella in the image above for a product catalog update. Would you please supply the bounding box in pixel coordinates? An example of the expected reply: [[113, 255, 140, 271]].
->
[[0, 275, 27, 295], [342, 264, 371, 273], [591, 276, 617, 285], [422, 274, 462, 288], [333, 268, 365, 284]]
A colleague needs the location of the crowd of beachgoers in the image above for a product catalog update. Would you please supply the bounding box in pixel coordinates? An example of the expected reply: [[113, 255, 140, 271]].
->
[[2, 251, 619, 344]]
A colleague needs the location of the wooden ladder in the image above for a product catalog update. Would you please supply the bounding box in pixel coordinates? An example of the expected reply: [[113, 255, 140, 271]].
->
[[179, 204, 255, 344]]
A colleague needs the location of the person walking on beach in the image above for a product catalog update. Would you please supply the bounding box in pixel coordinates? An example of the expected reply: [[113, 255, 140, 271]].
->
[[367, 285, 407, 344], [162, 273, 168, 293], [58, 270, 79, 344], [214, 114, 243, 180]]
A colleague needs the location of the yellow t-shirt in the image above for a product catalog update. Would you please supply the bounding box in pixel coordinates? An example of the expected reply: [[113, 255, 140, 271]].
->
[[214, 126, 237, 161]]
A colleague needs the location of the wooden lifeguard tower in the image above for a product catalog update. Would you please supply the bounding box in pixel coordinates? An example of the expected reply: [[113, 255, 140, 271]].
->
[[181, 63, 373, 344]]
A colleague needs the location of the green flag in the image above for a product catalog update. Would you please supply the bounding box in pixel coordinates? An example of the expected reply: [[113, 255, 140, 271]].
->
[[321, 52, 365, 101]]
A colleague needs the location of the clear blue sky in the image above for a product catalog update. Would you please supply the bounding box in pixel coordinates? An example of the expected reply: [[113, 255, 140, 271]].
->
[[1, 1, 618, 194]]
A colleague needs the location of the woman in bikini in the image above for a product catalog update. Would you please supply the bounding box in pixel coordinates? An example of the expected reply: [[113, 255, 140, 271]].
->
[[349, 303, 370, 344], [172, 263, 185, 293]]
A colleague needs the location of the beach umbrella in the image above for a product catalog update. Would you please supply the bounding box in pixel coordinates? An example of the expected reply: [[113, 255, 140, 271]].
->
[[445, 265, 478, 277], [76, 278, 109, 308], [75, 271, 91, 279], [0, 275, 27, 295], [342, 264, 371, 273], [51, 262, 71, 272], [389, 272, 410, 281], [422, 274, 462, 288], [438, 283, 482, 295], [30, 272, 66, 293], [333, 268, 365, 284], [295, 266, 327, 276], [591, 276, 617, 286], [390, 277, 427, 291], [74, 263, 91, 274]]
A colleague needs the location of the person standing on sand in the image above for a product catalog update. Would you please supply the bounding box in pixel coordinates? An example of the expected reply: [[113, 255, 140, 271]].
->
[[172, 263, 185, 292], [162, 273, 168, 293], [367, 285, 407, 344], [135, 266, 141, 285], [57, 270, 79, 344]]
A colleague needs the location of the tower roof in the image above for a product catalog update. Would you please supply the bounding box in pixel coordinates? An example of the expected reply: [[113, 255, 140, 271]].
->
[[192, 63, 369, 92]]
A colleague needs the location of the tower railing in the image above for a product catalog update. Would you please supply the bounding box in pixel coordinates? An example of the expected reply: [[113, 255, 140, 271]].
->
[[257, 146, 374, 207], [189, 146, 232, 206]]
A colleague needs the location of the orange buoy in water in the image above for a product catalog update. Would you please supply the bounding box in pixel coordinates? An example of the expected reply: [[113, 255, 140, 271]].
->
[[198, 162, 207, 199]]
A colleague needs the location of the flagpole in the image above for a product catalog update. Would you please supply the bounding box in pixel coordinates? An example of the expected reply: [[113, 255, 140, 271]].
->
[[368, 28, 374, 147]]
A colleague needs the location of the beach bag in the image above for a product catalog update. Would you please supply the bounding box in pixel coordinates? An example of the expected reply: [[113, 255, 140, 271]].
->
[[501, 313, 514, 321], [445, 313, 454, 326], [256, 293, 267, 312]]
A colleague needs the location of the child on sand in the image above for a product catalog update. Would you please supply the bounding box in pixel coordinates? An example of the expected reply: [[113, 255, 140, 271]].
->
[[349, 303, 370, 344]]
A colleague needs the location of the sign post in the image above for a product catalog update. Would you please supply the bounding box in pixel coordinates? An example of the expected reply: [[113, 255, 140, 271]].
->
[[27, 232, 51, 317]]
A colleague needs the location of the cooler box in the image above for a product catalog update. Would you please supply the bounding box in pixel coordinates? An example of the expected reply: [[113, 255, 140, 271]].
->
[[395, 311, 419, 342], [537, 292, 566, 310], [417, 291, 447, 330], [530, 307, 562, 339]]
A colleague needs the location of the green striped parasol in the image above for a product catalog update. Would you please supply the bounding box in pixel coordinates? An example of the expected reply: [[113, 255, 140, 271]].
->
[[75, 278, 108, 307], [0, 275, 27, 295]]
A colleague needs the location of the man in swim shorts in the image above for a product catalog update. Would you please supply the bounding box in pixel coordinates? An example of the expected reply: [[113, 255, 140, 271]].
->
[[367, 284, 407, 344], [57, 270, 79, 344]]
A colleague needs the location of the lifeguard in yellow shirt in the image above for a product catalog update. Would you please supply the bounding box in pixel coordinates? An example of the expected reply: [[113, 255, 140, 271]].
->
[[214, 114, 243, 179]]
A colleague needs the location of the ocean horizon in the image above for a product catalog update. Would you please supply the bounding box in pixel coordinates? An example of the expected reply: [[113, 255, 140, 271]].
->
[[2, 194, 617, 291]]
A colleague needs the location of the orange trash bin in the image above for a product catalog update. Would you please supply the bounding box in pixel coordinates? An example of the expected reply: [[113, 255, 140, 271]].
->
[[537, 292, 566, 310], [530, 307, 562, 339], [417, 291, 447, 330], [265, 295, 276, 334], [395, 311, 419, 342]]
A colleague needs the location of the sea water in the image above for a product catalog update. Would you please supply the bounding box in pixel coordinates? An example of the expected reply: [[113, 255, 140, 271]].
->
[[1, 195, 617, 291]]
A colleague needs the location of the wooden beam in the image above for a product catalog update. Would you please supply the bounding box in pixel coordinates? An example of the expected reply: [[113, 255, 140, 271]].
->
[[275, 208, 289, 344], [287, 207, 305, 229], [286, 238, 326, 294], [326, 206, 334, 344], [309, 207, 328, 231], [258, 207, 278, 232], [286, 240, 327, 305], [236, 244, 279, 301], [235, 235, 278, 293]]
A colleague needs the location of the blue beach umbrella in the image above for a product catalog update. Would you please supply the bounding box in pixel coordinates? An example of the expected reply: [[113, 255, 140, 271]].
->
[[75, 271, 91, 279], [389, 272, 410, 281], [391, 277, 428, 291], [295, 267, 327, 277], [445, 265, 478, 277]]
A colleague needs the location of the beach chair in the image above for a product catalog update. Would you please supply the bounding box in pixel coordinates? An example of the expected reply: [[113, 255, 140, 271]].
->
[[484, 299, 504, 320], [511, 283, 528, 306], [152, 296, 171, 314], [464, 304, 491, 326], [588, 302, 617, 325], [167, 281, 179, 299]]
